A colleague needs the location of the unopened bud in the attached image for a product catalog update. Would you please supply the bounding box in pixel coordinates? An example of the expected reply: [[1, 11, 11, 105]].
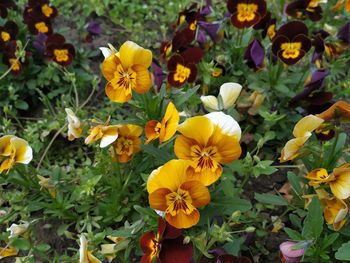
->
[[183, 236, 191, 244], [245, 226, 256, 233]]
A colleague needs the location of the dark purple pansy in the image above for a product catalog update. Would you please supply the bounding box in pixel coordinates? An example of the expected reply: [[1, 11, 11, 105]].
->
[[87, 21, 101, 36], [244, 39, 265, 70], [151, 59, 166, 91], [33, 32, 48, 54], [289, 69, 329, 107], [337, 22, 350, 44]]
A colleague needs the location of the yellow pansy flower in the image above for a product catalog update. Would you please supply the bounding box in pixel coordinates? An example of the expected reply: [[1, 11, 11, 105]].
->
[[145, 102, 179, 144], [0, 135, 33, 174], [85, 118, 119, 148], [174, 112, 241, 186], [147, 160, 210, 229], [110, 124, 142, 163], [100, 41, 152, 103], [321, 196, 348, 231], [279, 115, 324, 163]]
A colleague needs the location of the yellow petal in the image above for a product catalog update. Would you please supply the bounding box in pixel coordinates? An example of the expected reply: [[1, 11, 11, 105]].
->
[[11, 137, 32, 164], [160, 102, 179, 143], [132, 64, 152, 94], [0, 135, 15, 156], [105, 82, 132, 103], [293, 115, 324, 138], [200, 95, 219, 110], [145, 120, 160, 144], [330, 165, 350, 199], [205, 112, 241, 140], [165, 209, 200, 229], [0, 247, 17, 259], [279, 136, 310, 163], [219, 82, 242, 109], [147, 160, 192, 193], [101, 55, 121, 81], [208, 127, 242, 164], [119, 41, 152, 69], [174, 135, 196, 160], [177, 116, 214, 146], [180, 181, 210, 207], [119, 124, 143, 137], [186, 165, 223, 186], [149, 188, 172, 211]]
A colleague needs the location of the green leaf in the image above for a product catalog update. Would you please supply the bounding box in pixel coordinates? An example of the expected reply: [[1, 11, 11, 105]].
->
[[11, 238, 30, 250], [287, 172, 303, 196], [174, 85, 200, 107], [15, 100, 29, 110], [254, 193, 288, 206], [284, 227, 303, 240], [302, 197, 323, 239], [335, 241, 350, 261], [321, 233, 339, 250], [141, 144, 173, 163]]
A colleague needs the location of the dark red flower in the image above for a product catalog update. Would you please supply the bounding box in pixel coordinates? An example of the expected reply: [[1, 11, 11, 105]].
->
[[140, 218, 193, 263], [253, 11, 277, 40], [212, 61, 226, 78], [0, 21, 18, 50], [2, 41, 23, 75], [0, 0, 16, 19], [24, 0, 57, 20], [244, 39, 265, 70], [45, 33, 75, 66], [167, 47, 203, 87], [25, 17, 53, 35], [285, 0, 323, 21], [227, 0, 267, 29], [272, 21, 311, 65]]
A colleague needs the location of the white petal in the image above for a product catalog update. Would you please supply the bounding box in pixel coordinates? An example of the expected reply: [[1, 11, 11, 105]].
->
[[65, 108, 81, 128], [205, 112, 241, 140], [100, 134, 118, 148], [79, 235, 87, 263], [99, 47, 111, 59], [219, 82, 242, 109], [200, 95, 219, 110]]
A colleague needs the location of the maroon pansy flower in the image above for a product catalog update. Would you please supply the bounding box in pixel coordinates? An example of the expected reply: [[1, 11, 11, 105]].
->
[[24, 0, 57, 20], [311, 30, 330, 65], [25, 16, 53, 35], [272, 21, 311, 65], [0, 0, 16, 19], [244, 38, 265, 70], [285, 0, 323, 21], [160, 41, 173, 60], [167, 47, 203, 87], [315, 123, 335, 141], [140, 218, 193, 263], [2, 41, 23, 75], [0, 21, 18, 49], [212, 61, 226, 78], [253, 11, 277, 40], [45, 33, 75, 66], [227, 0, 267, 29]]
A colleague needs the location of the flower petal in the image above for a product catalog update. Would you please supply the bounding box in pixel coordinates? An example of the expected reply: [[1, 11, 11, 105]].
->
[[160, 102, 180, 143], [200, 95, 219, 110], [11, 137, 32, 164], [165, 209, 200, 229], [149, 188, 171, 211], [180, 181, 210, 208], [293, 114, 324, 138], [219, 82, 242, 109], [101, 54, 121, 81], [205, 112, 241, 140], [132, 64, 152, 94], [119, 41, 152, 69], [279, 136, 310, 162], [177, 116, 214, 146], [100, 126, 119, 148]]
